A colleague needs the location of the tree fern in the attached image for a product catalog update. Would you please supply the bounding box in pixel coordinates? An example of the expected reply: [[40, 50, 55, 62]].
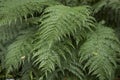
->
[[79, 24, 120, 80]]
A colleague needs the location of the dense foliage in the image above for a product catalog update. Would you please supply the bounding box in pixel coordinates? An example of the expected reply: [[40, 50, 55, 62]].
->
[[0, 0, 120, 80]]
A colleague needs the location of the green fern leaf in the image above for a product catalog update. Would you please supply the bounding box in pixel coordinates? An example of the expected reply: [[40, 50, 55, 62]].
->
[[33, 5, 94, 75], [93, 0, 120, 13], [5, 28, 34, 72], [0, 22, 27, 44], [79, 24, 120, 80], [0, 0, 59, 26]]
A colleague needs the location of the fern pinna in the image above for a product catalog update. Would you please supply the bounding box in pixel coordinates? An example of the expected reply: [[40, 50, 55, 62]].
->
[[0, 0, 120, 80]]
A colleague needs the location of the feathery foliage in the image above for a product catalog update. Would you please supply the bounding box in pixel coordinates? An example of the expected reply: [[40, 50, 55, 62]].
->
[[0, 0, 119, 80], [33, 5, 94, 74], [5, 28, 34, 72], [0, 0, 59, 25], [79, 24, 120, 80]]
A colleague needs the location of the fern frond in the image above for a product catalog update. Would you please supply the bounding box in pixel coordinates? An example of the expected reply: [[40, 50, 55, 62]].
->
[[5, 28, 34, 72], [93, 0, 120, 13], [33, 5, 94, 74], [79, 24, 120, 80], [54, 37, 85, 80], [63, 62, 85, 80], [0, 26, 17, 43], [93, 0, 107, 13], [0, 0, 59, 26], [108, 0, 120, 9], [0, 22, 27, 44], [93, 0, 120, 27]]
